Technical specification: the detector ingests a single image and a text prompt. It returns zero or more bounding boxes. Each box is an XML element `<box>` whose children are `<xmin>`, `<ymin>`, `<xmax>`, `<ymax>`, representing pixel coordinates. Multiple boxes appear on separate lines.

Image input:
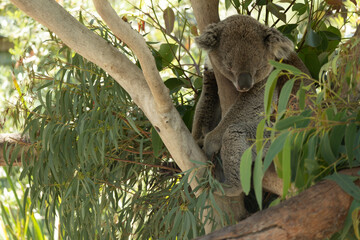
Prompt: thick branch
<box><xmin>190</xmin><ymin>0</ymin><xmax>220</xmax><ymax>32</ymax></box>
<box><xmin>93</xmin><ymin>0</ymin><xmax>172</xmax><ymax>114</ymax></box>
<box><xmin>196</xmin><ymin>168</ymin><xmax>360</xmax><ymax>240</ymax></box>
<box><xmin>10</xmin><ymin>0</ymin><xmax>207</xmax><ymax>191</ymax></box>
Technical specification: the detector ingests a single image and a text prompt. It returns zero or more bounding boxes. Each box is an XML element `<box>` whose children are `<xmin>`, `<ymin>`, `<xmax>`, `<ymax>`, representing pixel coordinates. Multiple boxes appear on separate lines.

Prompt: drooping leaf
<box><xmin>277</xmin><ymin>78</ymin><xmax>295</xmax><ymax>117</ymax></box>
<box><xmin>320</xmin><ymin>132</ymin><xmax>337</xmax><ymax>165</ymax></box>
<box><xmin>306</xmin><ymin>28</ymin><xmax>322</xmax><ymax>48</ymax></box>
<box><xmin>275</xmin><ymin>115</ymin><xmax>307</xmax><ymax>130</ymax></box>
<box><xmin>264</xmin><ymin>131</ymin><xmax>289</xmax><ymax>171</ymax></box>
<box><xmin>254</xmin><ymin>148</ymin><xmax>263</xmax><ymax>209</ymax></box>
<box><xmin>240</xmin><ymin>147</ymin><xmax>253</xmax><ymax>195</ymax></box>
<box><xmin>256</xmin><ymin>119</ymin><xmax>266</xmax><ymax>153</ymax></box>
<box><xmin>267</xmin><ymin>3</ymin><xmax>286</xmax><ymax>23</ymax></box>
<box><xmin>345</xmin><ymin>123</ymin><xmax>357</xmax><ymax>167</ymax></box>
<box><xmin>282</xmin><ymin>135</ymin><xmax>291</xmax><ymax>197</ymax></box>
<box><xmin>292</xmin><ymin>3</ymin><xmax>307</xmax><ymax>15</ymax></box>
<box><xmin>163</xmin><ymin>7</ymin><xmax>175</xmax><ymax>34</ymax></box>
<box><xmin>158</xmin><ymin>43</ymin><xmax>178</xmax><ymax>69</ymax></box>
<box><xmin>270</xmin><ymin>60</ymin><xmax>303</xmax><ymax>75</ymax></box>
<box><xmin>151</xmin><ymin>127</ymin><xmax>164</xmax><ymax>157</ymax></box>
<box><xmin>277</xmin><ymin>24</ymin><xmax>298</xmax><ymax>35</ymax></box>
<box><xmin>264</xmin><ymin>69</ymin><xmax>280</xmax><ymax>118</ymax></box>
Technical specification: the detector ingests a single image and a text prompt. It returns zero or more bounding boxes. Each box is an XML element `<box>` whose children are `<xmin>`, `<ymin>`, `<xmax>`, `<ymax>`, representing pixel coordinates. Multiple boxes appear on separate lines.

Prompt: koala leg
<box><xmin>219</xmin><ymin>122</ymin><xmax>258</xmax><ymax>197</ymax></box>
<box><xmin>192</xmin><ymin>68</ymin><xmax>221</xmax><ymax>148</ymax></box>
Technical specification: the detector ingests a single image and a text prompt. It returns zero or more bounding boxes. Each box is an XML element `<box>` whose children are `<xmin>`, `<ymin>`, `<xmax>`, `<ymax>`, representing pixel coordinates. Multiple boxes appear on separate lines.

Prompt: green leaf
<box><xmin>158</xmin><ymin>43</ymin><xmax>178</xmax><ymax>69</ymax></box>
<box><xmin>164</xmin><ymin>78</ymin><xmax>185</xmax><ymax>93</ymax></box>
<box><xmin>275</xmin><ymin>115</ymin><xmax>307</xmax><ymax>130</ymax></box>
<box><xmin>256</xmin><ymin>0</ymin><xmax>267</xmax><ymax>6</ymax></box>
<box><xmin>345</xmin><ymin>123</ymin><xmax>357</xmax><ymax>166</ymax></box>
<box><xmin>339</xmin><ymin>199</ymin><xmax>360</xmax><ymax>239</ymax></box>
<box><xmin>240</xmin><ymin>147</ymin><xmax>253</xmax><ymax>195</ymax></box>
<box><xmin>264</xmin><ymin>132</ymin><xmax>289</xmax><ymax>171</ymax></box>
<box><xmin>277</xmin><ymin>24</ymin><xmax>298</xmax><ymax>35</ymax></box>
<box><xmin>277</xmin><ymin>79</ymin><xmax>295</xmax><ymax>117</ymax></box>
<box><xmin>306</xmin><ymin>28</ymin><xmax>322</xmax><ymax>47</ymax></box>
<box><xmin>320</xmin><ymin>132</ymin><xmax>337</xmax><ymax>165</ymax></box>
<box><xmin>304</xmin><ymin>53</ymin><xmax>321</xmax><ymax>79</ymax></box>
<box><xmin>282</xmin><ymin>136</ymin><xmax>291</xmax><ymax>197</ymax></box>
<box><xmin>125</xmin><ymin>116</ymin><xmax>142</xmax><ymax>136</ymax></box>
<box><xmin>225</xmin><ymin>0</ymin><xmax>231</xmax><ymax>9</ymax></box>
<box><xmin>254</xmin><ymin>148</ymin><xmax>263</xmax><ymax>209</ymax></box>
<box><xmin>163</xmin><ymin>7</ymin><xmax>175</xmax><ymax>34</ymax></box>
<box><xmin>269</xmin><ymin>60</ymin><xmax>303</xmax><ymax>75</ymax></box>
<box><xmin>297</xmin><ymin>82</ymin><xmax>306</xmax><ymax>110</ymax></box>
<box><xmin>326</xmin><ymin>173</ymin><xmax>360</xmax><ymax>200</ymax></box>
<box><xmin>305</xmin><ymin>135</ymin><xmax>319</xmax><ymax>173</ymax></box>
<box><xmin>151</xmin><ymin>127</ymin><xmax>164</xmax><ymax>157</ymax></box>
<box><xmin>267</xmin><ymin>3</ymin><xmax>286</xmax><ymax>23</ymax></box>
<box><xmin>264</xmin><ymin>69</ymin><xmax>280</xmax><ymax>118</ymax></box>
<box><xmin>292</xmin><ymin>3</ymin><xmax>307</xmax><ymax>15</ymax></box>
<box><xmin>329</xmin><ymin>125</ymin><xmax>345</xmax><ymax>157</ymax></box>
<box><xmin>256</xmin><ymin>119</ymin><xmax>266</xmax><ymax>153</ymax></box>
<box><xmin>193</xmin><ymin>77</ymin><xmax>203</xmax><ymax>90</ymax></box>
<box><xmin>233</xmin><ymin>0</ymin><xmax>240</xmax><ymax>8</ymax></box>
<box><xmin>322</xmin><ymin>30</ymin><xmax>341</xmax><ymax>41</ymax></box>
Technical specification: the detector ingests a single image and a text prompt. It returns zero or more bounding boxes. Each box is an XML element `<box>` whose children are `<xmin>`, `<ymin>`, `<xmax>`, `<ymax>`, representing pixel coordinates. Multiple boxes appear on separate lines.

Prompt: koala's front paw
<box><xmin>203</xmin><ymin>132</ymin><xmax>222</xmax><ymax>160</ymax></box>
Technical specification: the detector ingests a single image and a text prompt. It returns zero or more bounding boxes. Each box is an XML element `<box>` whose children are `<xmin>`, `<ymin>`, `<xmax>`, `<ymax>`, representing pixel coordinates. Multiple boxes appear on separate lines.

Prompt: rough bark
<box><xmin>196</xmin><ymin>168</ymin><xmax>360</xmax><ymax>240</ymax></box>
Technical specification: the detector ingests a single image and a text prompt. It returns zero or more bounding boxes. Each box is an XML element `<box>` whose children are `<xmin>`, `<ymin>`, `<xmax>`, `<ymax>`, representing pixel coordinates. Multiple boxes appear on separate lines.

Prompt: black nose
<box><xmin>237</xmin><ymin>72</ymin><xmax>253</xmax><ymax>92</ymax></box>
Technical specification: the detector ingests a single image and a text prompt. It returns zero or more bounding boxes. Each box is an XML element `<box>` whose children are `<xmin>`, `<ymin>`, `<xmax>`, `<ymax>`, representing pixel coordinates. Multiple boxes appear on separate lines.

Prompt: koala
<box><xmin>193</xmin><ymin>15</ymin><xmax>311</xmax><ymax>196</ymax></box>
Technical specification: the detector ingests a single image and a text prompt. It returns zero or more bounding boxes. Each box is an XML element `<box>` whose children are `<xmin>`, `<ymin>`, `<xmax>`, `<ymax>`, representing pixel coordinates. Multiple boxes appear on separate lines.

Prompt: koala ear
<box><xmin>195</xmin><ymin>23</ymin><xmax>223</xmax><ymax>51</ymax></box>
<box><xmin>264</xmin><ymin>28</ymin><xmax>294</xmax><ymax>59</ymax></box>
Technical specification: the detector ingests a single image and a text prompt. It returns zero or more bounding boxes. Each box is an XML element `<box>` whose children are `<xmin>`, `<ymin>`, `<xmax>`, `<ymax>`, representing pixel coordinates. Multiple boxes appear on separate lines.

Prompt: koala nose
<box><xmin>236</xmin><ymin>72</ymin><xmax>253</xmax><ymax>92</ymax></box>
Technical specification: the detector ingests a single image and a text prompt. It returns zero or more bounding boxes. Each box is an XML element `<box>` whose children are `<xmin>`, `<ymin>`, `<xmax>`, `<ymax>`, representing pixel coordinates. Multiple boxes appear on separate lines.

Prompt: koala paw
<box><xmin>203</xmin><ymin>132</ymin><xmax>222</xmax><ymax>160</ymax></box>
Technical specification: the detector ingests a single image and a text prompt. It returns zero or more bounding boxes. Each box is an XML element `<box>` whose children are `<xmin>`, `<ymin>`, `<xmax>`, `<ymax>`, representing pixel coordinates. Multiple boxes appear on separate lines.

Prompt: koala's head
<box><xmin>196</xmin><ymin>15</ymin><xmax>294</xmax><ymax>92</ymax></box>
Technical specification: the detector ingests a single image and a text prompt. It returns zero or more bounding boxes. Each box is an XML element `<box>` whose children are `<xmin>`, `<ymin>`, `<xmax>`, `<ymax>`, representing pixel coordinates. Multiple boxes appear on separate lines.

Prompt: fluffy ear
<box><xmin>264</xmin><ymin>27</ymin><xmax>294</xmax><ymax>59</ymax></box>
<box><xmin>195</xmin><ymin>23</ymin><xmax>223</xmax><ymax>51</ymax></box>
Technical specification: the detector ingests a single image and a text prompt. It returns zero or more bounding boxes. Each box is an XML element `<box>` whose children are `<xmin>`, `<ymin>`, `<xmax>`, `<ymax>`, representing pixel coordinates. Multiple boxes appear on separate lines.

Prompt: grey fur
<box><xmin>192</xmin><ymin>67</ymin><xmax>221</xmax><ymax>147</ymax></box>
<box><xmin>193</xmin><ymin>15</ymin><xmax>311</xmax><ymax>197</ymax></box>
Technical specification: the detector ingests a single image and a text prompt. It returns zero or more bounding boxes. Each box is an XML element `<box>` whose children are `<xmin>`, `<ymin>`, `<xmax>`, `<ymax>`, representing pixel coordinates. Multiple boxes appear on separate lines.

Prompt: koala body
<box><xmin>192</xmin><ymin>15</ymin><xmax>310</xmax><ymax>196</ymax></box>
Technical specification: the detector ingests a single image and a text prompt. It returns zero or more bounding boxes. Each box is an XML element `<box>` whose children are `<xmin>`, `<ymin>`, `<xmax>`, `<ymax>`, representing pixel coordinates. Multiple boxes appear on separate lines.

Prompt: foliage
<box><xmin>2</xmin><ymin>1</ymin><xmax>227</xmax><ymax>239</ymax></box>
<box><xmin>0</xmin><ymin>168</ymin><xmax>48</xmax><ymax>239</ymax></box>
<box><xmin>1</xmin><ymin>0</ymin><xmax>360</xmax><ymax>239</ymax></box>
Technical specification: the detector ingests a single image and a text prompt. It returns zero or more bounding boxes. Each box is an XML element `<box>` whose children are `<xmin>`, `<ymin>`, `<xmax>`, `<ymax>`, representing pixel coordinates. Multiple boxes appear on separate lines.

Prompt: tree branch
<box><xmin>92</xmin><ymin>0</ymin><xmax>172</xmax><ymax>114</ymax></box>
<box><xmin>190</xmin><ymin>0</ymin><xmax>220</xmax><ymax>32</ymax></box>
<box><xmin>196</xmin><ymin>168</ymin><xmax>360</xmax><ymax>240</ymax></box>
<box><xmin>10</xmin><ymin>0</ymin><xmax>207</xmax><ymax>191</ymax></box>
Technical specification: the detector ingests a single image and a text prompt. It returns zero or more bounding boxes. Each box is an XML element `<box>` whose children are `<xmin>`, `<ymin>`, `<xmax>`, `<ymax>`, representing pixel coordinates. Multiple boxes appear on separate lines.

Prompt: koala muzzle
<box><xmin>236</xmin><ymin>72</ymin><xmax>253</xmax><ymax>92</ymax></box>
